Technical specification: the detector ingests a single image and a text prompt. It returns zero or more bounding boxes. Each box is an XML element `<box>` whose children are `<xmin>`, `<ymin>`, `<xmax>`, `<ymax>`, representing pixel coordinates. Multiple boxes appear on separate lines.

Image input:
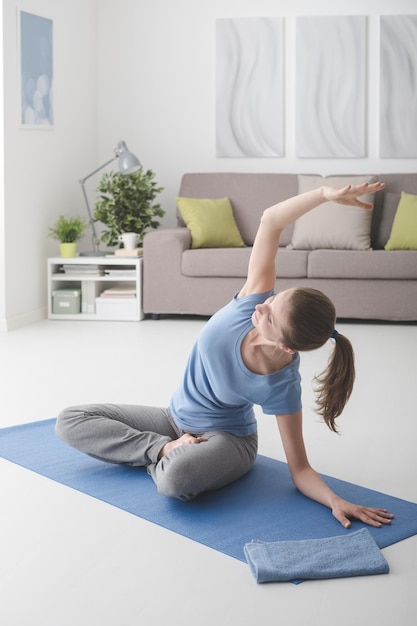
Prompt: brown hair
<box><xmin>280</xmin><ymin>288</ymin><xmax>355</xmax><ymax>432</ymax></box>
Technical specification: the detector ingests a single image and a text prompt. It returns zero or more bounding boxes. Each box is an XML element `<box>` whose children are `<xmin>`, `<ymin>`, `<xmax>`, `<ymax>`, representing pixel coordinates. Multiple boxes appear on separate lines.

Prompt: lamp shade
<box><xmin>116</xmin><ymin>140</ymin><xmax>142</xmax><ymax>175</ymax></box>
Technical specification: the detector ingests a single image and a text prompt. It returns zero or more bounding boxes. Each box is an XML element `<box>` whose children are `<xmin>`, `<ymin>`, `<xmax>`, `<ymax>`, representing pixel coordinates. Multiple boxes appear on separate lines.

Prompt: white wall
<box><xmin>1</xmin><ymin>0</ymin><xmax>97</xmax><ymax>329</ymax></box>
<box><xmin>2</xmin><ymin>0</ymin><xmax>417</xmax><ymax>328</ymax></box>
<box><xmin>97</xmin><ymin>0</ymin><xmax>417</xmax><ymax>229</ymax></box>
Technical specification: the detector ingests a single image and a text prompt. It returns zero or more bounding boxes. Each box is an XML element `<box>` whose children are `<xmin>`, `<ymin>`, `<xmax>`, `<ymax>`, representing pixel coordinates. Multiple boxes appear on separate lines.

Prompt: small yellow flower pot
<box><xmin>59</xmin><ymin>243</ymin><xmax>77</xmax><ymax>258</ymax></box>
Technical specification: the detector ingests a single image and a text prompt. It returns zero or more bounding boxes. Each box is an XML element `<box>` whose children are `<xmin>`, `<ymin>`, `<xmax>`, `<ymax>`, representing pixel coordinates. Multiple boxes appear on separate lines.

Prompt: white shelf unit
<box><xmin>47</xmin><ymin>256</ymin><xmax>143</xmax><ymax>321</ymax></box>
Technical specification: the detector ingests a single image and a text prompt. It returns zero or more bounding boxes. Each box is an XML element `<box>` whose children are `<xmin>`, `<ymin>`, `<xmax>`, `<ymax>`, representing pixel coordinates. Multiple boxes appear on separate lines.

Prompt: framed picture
<box><xmin>216</xmin><ymin>17</ymin><xmax>284</xmax><ymax>158</ymax></box>
<box><xmin>295</xmin><ymin>16</ymin><xmax>366</xmax><ymax>158</ymax></box>
<box><xmin>379</xmin><ymin>15</ymin><xmax>417</xmax><ymax>157</ymax></box>
<box><xmin>19</xmin><ymin>10</ymin><xmax>53</xmax><ymax>128</ymax></box>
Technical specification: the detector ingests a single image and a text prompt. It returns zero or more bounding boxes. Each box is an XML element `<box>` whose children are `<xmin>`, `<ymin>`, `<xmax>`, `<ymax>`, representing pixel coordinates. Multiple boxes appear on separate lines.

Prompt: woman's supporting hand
<box><xmin>331</xmin><ymin>497</ymin><xmax>394</xmax><ymax>528</ymax></box>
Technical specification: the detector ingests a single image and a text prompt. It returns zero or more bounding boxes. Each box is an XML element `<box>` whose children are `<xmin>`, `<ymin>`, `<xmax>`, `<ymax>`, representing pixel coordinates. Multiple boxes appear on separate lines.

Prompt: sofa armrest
<box><xmin>143</xmin><ymin>228</ymin><xmax>191</xmax><ymax>314</ymax></box>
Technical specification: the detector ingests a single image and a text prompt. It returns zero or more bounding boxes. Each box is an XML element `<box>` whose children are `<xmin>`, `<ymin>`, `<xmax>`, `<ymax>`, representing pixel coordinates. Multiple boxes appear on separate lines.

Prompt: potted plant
<box><xmin>93</xmin><ymin>169</ymin><xmax>165</xmax><ymax>248</ymax></box>
<box><xmin>48</xmin><ymin>215</ymin><xmax>87</xmax><ymax>258</ymax></box>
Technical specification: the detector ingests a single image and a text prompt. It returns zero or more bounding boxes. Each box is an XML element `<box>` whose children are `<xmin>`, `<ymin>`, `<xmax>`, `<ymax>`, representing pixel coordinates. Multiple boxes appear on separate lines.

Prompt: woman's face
<box><xmin>251</xmin><ymin>288</ymin><xmax>295</xmax><ymax>347</ymax></box>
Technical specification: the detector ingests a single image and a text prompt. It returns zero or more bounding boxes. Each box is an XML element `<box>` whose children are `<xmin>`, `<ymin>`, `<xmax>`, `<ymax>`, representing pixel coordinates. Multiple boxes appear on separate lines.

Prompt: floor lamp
<box><xmin>79</xmin><ymin>140</ymin><xmax>142</xmax><ymax>256</ymax></box>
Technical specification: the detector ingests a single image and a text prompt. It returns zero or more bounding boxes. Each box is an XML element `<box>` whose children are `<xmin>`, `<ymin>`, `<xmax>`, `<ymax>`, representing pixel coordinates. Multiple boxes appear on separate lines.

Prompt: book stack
<box><xmin>95</xmin><ymin>285</ymin><xmax>138</xmax><ymax>318</ymax></box>
<box><xmin>98</xmin><ymin>285</ymin><xmax>137</xmax><ymax>299</ymax></box>
<box><xmin>112</xmin><ymin>248</ymin><xmax>143</xmax><ymax>257</ymax></box>
<box><xmin>104</xmin><ymin>268</ymin><xmax>137</xmax><ymax>278</ymax></box>
<box><xmin>62</xmin><ymin>264</ymin><xmax>104</xmax><ymax>276</ymax></box>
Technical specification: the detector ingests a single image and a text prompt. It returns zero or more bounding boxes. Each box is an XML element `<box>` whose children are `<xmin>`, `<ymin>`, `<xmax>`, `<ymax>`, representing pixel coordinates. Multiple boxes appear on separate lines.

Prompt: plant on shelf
<box><xmin>48</xmin><ymin>215</ymin><xmax>87</xmax><ymax>258</ymax></box>
<box><xmin>93</xmin><ymin>169</ymin><xmax>165</xmax><ymax>248</ymax></box>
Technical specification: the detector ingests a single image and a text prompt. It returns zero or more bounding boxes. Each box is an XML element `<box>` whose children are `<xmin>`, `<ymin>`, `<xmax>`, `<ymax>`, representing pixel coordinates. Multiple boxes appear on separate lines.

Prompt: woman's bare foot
<box><xmin>158</xmin><ymin>433</ymin><xmax>208</xmax><ymax>460</ymax></box>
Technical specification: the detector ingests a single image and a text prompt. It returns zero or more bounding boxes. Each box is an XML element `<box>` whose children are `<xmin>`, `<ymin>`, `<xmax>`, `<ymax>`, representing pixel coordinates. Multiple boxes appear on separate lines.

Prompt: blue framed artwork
<box><xmin>20</xmin><ymin>10</ymin><xmax>53</xmax><ymax>127</ymax></box>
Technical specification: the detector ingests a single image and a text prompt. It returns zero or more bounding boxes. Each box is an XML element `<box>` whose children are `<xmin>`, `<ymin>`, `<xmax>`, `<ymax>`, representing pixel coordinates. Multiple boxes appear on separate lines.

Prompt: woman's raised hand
<box><xmin>322</xmin><ymin>182</ymin><xmax>385</xmax><ymax>210</ymax></box>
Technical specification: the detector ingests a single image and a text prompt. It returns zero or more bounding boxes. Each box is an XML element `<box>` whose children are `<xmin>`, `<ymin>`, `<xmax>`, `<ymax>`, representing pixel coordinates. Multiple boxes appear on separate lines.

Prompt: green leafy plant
<box><xmin>94</xmin><ymin>169</ymin><xmax>165</xmax><ymax>247</ymax></box>
<box><xmin>48</xmin><ymin>215</ymin><xmax>87</xmax><ymax>243</ymax></box>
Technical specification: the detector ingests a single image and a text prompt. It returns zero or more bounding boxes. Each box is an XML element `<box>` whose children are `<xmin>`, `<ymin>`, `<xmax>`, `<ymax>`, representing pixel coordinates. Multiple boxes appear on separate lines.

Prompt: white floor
<box><xmin>0</xmin><ymin>316</ymin><xmax>416</xmax><ymax>626</ymax></box>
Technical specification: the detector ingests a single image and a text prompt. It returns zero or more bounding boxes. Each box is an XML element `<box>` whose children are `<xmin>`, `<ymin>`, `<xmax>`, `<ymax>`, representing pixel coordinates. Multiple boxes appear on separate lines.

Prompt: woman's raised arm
<box><xmin>238</xmin><ymin>182</ymin><xmax>384</xmax><ymax>298</ymax></box>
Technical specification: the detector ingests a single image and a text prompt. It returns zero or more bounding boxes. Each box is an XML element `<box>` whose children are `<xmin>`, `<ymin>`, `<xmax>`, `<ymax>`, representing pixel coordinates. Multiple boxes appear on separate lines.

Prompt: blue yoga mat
<box><xmin>1</xmin><ymin>419</ymin><xmax>417</xmax><ymax>563</ymax></box>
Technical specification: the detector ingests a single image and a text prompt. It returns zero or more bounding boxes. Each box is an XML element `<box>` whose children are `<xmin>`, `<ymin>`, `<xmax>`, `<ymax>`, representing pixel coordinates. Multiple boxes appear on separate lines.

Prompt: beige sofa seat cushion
<box><xmin>182</xmin><ymin>247</ymin><xmax>309</xmax><ymax>278</ymax></box>
<box><xmin>308</xmin><ymin>249</ymin><xmax>417</xmax><ymax>280</ymax></box>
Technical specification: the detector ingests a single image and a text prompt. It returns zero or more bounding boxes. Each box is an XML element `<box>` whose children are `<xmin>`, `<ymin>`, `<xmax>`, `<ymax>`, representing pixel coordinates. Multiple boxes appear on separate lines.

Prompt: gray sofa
<box><xmin>143</xmin><ymin>172</ymin><xmax>417</xmax><ymax>321</ymax></box>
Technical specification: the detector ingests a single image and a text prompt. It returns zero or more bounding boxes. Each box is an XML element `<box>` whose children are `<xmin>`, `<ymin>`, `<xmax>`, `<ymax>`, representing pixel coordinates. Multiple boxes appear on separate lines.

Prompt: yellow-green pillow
<box><xmin>385</xmin><ymin>191</ymin><xmax>417</xmax><ymax>250</ymax></box>
<box><xmin>177</xmin><ymin>196</ymin><xmax>245</xmax><ymax>249</ymax></box>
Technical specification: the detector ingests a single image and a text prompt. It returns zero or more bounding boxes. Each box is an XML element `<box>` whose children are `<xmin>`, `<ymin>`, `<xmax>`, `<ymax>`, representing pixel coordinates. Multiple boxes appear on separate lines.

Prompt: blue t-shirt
<box><xmin>170</xmin><ymin>291</ymin><xmax>302</xmax><ymax>437</ymax></box>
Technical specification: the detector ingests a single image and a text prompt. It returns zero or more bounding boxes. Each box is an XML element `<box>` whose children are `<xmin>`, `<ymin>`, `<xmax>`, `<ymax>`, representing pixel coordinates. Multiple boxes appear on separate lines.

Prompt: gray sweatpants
<box><xmin>55</xmin><ymin>404</ymin><xmax>258</xmax><ymax>500</ymax></box>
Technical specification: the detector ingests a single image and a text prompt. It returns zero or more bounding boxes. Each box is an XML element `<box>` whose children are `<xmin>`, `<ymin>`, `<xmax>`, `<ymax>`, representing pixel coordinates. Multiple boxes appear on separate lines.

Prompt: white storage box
<box><xmin>95</xmin><ymin>297</ymin><xmax>138</xmax><ymax>319</ymax></box>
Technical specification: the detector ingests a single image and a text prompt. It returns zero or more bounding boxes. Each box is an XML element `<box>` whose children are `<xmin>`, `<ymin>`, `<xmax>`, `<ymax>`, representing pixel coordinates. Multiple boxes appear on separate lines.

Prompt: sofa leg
<box><xmin>150</xmin><ymin>313</ymin><xmax>161</xmax><ymax>320</ymax></box>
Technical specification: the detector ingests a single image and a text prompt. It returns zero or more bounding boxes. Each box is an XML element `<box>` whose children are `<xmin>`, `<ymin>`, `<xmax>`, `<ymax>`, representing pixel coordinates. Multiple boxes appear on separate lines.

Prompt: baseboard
<box><xmin>0</xmin><ymin>307</ymin><xmax>47</xmax><ymax>331</ymax></box>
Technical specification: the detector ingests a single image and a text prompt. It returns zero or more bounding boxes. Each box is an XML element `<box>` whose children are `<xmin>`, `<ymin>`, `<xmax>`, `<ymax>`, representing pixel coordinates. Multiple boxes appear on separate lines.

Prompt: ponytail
<box><xmin>314</xmin><ymin>333</ymin><xmax>355</xmax><ymax>433</ymax></box>
<box><xmin>281</xmin><ymin>288</ymin><xmax>356</xmax><ymax>432</ymax></box>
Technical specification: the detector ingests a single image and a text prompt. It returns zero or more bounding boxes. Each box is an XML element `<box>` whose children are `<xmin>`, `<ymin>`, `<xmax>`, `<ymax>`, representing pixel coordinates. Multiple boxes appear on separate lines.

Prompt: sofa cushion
<box><xmin>176</xmin><ymin>196</ymin><xmax>245</xmax><ymax>248</ymax></box>
<box><xmin>308</xmin><ymin>249</ymin><xmax>417</xmax><ymax>280</ymax></box>
<box><xmin>385</xmin><ymin>192</ymin><xmax>417</xmax><ymax>250</ymax></box>
<box><xmin>181</xmin><ymin>247</ymin><xmax>309</xmax><ymax>278</ymax></box>
<box><xmin>289</xmin><ymin>175</ymin><xmax>377</xmax><ymax>250</ymax></box>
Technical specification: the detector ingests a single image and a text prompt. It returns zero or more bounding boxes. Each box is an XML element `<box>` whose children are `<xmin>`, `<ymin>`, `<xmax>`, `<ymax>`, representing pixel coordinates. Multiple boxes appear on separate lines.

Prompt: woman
<box><xmin>56</xmin><ymin>181</ymin><xmax>393</xmax><ymax>529</ymax></box>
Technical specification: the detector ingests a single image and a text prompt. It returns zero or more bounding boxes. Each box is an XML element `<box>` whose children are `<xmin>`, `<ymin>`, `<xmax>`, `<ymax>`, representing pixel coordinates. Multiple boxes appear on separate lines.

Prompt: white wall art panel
<box><xmin>380</xmin><ymin>15</ymin><xmax>417</xmax><ymax>158</ymax></box>
<box><xmin>296</xmin><ymin>16</ymin><xmax>366</xmax><ymax>158</ymax></box>
<box><xmin>216</xmin><ymin>17</ymin><xmax>284</xmax><ymax>158</ymax></box>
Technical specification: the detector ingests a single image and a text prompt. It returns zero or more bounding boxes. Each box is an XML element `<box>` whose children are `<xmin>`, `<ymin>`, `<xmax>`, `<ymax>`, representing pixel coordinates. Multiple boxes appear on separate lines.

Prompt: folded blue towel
<box><xmin>244</xmin><ymin>528</ymin><xmax>389</xmax><ymax>583</ymax></box>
